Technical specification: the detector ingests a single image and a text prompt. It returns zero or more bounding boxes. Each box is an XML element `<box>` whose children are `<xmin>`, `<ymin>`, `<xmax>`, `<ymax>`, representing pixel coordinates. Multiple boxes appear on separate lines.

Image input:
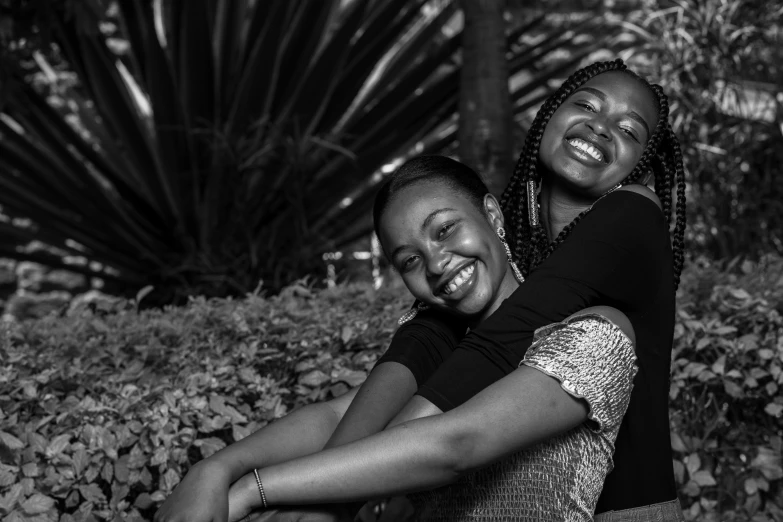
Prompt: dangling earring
<box><xmin>398</xmin><ymin>302</ymin><xmax>429</xmax><ymax>325</ymax></box>
<box><xmin>496</xmin><ymin>226</ymin><xmax>525</xmax><ymax>284</ymax></box>
<box><xmin>527</xmin><ymin>179</ymin><xmax>539</xmax><ymax>227</ymax></box>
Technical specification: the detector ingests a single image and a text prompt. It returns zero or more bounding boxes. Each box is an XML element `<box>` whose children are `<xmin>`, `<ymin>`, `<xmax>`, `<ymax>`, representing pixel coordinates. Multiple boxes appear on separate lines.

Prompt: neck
<box><xmin>469</xmin><ymin>268</ymin><xmax>519</xmax><ymax>328</ymax></box>
<box><xmin>539</xmin><ymin>178</ymin><xmax>593</xmax><ymax>240</ymax></box>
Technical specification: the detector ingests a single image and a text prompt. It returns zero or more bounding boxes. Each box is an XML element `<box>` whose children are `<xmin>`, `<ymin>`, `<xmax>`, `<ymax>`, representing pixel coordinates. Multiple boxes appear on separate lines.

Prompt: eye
<box><xmin>437</xmin><ymin>222</ymin><xmax>455</xmax><ymax>240</ymax></box>
<box><xmin>621</xmin><ymin>127</ymin><xmax>640</xmax><ymax>143</ymax></box>
<box><xmin>575</xmin><ymin>101</ymin><xmax>596</xmax><ymax>112</ymax></box>
<box><xmin>401</xmin><ymin>255</ymin><xmax>419</xmax><ymax>272</ymax></box>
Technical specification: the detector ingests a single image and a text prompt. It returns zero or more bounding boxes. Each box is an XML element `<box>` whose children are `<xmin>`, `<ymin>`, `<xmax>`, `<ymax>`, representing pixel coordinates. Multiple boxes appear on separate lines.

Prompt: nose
<box><xmin>586</xmin><ymin>117</ymin><xmax>612</xmax><ymax>141</ymax></box>
<box><xmin>425</xmin><ymin>248</ymin><xmax>451</xmax><ymax>278</ymax></box>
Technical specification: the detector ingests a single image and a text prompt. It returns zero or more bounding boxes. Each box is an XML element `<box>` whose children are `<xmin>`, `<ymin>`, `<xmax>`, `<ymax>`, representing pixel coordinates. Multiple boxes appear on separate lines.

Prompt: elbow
<box><xmin>438</xmin><ymin>424</ymin><xmax>481</xmax><ymax>477</ymax></box>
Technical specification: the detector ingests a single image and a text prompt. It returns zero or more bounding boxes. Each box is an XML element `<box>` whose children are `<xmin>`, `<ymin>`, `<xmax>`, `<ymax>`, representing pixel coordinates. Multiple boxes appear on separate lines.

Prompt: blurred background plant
<box><xmin>0</xmin><ymin>0</ymin><xmax>636</xmax><ymax>305</ymax></box>
<box><xmin>622</xmin><ymin>0</ymin><xmax>783</xmax><ymax>259</ymax></box>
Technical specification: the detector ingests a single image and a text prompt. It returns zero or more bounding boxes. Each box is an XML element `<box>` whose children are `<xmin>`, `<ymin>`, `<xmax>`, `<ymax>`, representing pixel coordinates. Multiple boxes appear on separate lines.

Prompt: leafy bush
<box><xmin>1</xmin><ymin>261</ymin><xmax>782</xmax><ymax>521</ymax></box>
<box><xmin>671</xmin><ymin>255</ymin><xmax>783</xmax><ymax>520</ymax></box>
<box><xmin>625</xmin><ymin>0</ymin><xmax>783</xmax><ymax>259</ymax></box>
<box><xmin>0</xmin><ymin>280</ymin><xmax>411</xmax><ymax>521</ymax></box>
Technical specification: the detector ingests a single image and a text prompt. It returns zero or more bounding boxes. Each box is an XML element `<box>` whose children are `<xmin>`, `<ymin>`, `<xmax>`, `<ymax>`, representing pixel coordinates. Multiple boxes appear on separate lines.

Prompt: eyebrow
<box><xmin>573</xmin><ymin>87</ymin><xmax>651</xmax><ymax>137</ymax></box>
<box><xmin>389</xmin><ymin>207</ymin><xmax>456</xmax><ymax>260</ymax></box>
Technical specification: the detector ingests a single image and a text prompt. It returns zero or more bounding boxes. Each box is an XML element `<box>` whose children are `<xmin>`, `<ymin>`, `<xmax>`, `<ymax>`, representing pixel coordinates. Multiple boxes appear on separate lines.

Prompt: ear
<box><xmin>483</xmin><ymin>194</ymin><xmax>504</xmax><ymax>231</ymax></box>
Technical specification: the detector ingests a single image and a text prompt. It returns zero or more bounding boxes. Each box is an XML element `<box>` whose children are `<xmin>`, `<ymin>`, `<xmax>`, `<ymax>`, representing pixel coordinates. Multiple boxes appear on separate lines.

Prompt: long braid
<box><xmin>656</xmin><ymin>150</ymin><xmax>674</xmax><ymax>226</ymax></box>
<box><xmin>500</xmin><ymin>160</ymin><xmax>529</xmax><ymax>273</ymax></box>
<box><xmin>670</xmin><ymin>131</ymin><xmax>687</xmax><ymax>288</ymax></box>
<box><xmin>501</xmin><ymin>59</ymin><xmax>688</xmax><ymax>289</ymax></box>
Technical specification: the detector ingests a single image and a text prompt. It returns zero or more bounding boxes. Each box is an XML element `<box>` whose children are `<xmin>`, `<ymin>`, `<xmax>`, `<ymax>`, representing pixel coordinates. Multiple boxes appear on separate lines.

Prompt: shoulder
<box><xmin>616</xmin><ymin>184</ymin><xmax>662</xmax><ymax>210</ymax></box>
<box><xmin>566</xmin><ymin>306</ymin><xmax>635</xmax><ymax>345</ymax></box>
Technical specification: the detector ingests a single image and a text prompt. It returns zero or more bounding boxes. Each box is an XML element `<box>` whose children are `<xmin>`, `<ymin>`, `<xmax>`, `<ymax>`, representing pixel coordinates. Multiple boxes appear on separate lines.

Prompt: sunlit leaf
<box><xmin>764</xmin><ymin>403</ymin><xmax>783</xmax><ymax>417</ymax></box>
<box><xmin>750</xmin><ymin>447</ymin><xmax>783</xmax><ymax>480</ymax></box>
<box><xmin>20</xmin><ymin>493</ymin><xmax>56</xmax><ymax>515</ymax></box>
<box><xmin>691</xmin><ymin>470</ymin><xmax>716</xmax><ymax>487</ymax></box>
<box><xmin>193</xmin><ymin>437</ymin><xmax>227</xmax><ymax>459</ymax></box>
<box><xmin>0</xmin><ymin>431</ymin><xmax>24</xmax><ymax>450</ymax></box>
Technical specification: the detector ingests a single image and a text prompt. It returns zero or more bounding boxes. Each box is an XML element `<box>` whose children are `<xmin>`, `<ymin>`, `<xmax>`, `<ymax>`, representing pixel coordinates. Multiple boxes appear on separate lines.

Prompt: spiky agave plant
<box><xmin>0</xmin><ymin>0</ymin><xmax>635</xmax><ymax>303</ymax></box>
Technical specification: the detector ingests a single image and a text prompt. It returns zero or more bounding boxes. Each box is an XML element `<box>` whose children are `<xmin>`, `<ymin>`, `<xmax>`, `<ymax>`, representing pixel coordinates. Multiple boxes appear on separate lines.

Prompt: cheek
<box><xmin>539</xmin><ymin>118</ymin><xmax>568</xmax><ymax>168</ymax></box>
<box><xmin>453</xmin><ymin>228</ymin><xmax>487</xmax><ymax>254</ymax></box>
<box><xmin>401</xmin><ymin>273</ymin><xmax>429</xmax><ymax>300</ymax></box>
<box><xmin>616</xmin><ymin>145</ymin><xmax>644</xmax><ymax>178</ymax></box>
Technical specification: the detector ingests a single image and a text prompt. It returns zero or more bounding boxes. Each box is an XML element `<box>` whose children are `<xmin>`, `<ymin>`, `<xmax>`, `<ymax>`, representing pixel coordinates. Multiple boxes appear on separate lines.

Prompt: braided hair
<box><xmin>500</xmin><ymin>59</ymin><xmax>687</xmax><ymax>289</ymax></box>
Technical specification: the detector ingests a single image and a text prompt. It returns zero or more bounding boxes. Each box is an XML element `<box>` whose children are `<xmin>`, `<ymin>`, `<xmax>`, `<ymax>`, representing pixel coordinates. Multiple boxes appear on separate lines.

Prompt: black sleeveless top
<box><xmin>376</xmin><ymin>190</ymin><xmax>677</xmax><ymax>512</ymax></box>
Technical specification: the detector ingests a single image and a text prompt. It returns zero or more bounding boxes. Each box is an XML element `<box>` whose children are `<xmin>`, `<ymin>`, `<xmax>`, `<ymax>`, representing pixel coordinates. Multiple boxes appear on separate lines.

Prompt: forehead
<box><xmin>578</xmin><ymin>71</ymin><xmax>658</xmax><ymax>129</ymax></box>
<box><xmin>378</xmin><ymin>182</ymin><xmax>478</xmax><ymax>241</ymax></box>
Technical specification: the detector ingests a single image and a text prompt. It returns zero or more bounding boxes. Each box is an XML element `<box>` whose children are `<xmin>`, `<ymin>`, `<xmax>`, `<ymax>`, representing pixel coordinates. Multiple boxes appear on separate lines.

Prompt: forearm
<box><xmin>323</xmin><ymin>362</ymin><xmax>417</xmax><ymax>448</ymax></box>
<box><xmin>232</xmin><ymin>366</ymin><xmax>588</xmax><ymax>510</ymax></box>
<box><xmin>201</xmin><ymin>400</ymin><xmax>344</xmax><ymax>483</ymax></box>
<box><xmin>245</xmin><ymin>415</ymin><xmax>464</xmax><ymax>506</ymax></box>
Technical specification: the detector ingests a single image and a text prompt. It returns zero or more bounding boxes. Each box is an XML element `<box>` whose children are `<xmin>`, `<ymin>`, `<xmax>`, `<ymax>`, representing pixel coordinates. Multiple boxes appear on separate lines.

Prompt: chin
<box><xmin>455</xmin><ymin>299</ymin><xmax>492</xmax><ymax>318</ymax></box>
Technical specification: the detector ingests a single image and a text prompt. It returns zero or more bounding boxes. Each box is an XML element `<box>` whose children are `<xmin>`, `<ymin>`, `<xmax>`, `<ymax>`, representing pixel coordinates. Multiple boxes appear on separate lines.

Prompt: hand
<box><xmin>239</xmin><ymin>506</ymin><xmax>354</xmax><ymax>522</ymax></box>
<box><xmin>154</xmin><ymin>461</ymin><xmax>231</xmax><ymax>522</ymax></box>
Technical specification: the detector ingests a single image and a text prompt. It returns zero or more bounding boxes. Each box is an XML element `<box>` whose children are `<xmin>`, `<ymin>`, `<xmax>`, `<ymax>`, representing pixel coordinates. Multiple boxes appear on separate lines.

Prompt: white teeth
<box><xmin>444</xmin><ymin>264</ymin><xmax>475</xmax><ymax>295</ymax></box>
<box><xmin>568</xmin><ymin>138</ymin><xmax>604</xmax><ymax>162</ymax></box>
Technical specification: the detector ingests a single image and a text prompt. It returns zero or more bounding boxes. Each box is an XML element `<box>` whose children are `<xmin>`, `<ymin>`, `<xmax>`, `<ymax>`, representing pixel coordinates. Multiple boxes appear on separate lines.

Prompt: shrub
<box><xmin>0</xmin><ymin>280</ymin><xmax>411</xmax><ymax>521</ymax></box>
<box><xmin>671</xmin><ymin>255</ymin><xmax>783</xmax><ymax>520</ymax></box>
<box><xmin>0</xmin><ymin>260</ymin><xmax>781</xmax><ymax>521</ymax></box>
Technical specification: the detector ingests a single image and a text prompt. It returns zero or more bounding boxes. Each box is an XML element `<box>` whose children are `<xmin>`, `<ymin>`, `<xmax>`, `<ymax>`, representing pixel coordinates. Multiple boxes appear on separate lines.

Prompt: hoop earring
<box><xmin>398</xmin><ymin>302</ymin><xmax>429</xmax><ymax>325</ymax></box>
<box><xmin>527</xmin><ymin>179</ymin><xmax>539</xmax><ymax>227</ymax></box>
<box><xmin>496</xmin><ymin>227</ymin><xmax>525</xmax><ymax>284</ymax></box>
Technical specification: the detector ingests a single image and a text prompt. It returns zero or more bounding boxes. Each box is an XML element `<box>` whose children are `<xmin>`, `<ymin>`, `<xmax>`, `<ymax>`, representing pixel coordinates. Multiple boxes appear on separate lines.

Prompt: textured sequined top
<box><xmin>410</xmin><ymin>314</ymin><xmax>637</xmax><ymax>521</ymax></box>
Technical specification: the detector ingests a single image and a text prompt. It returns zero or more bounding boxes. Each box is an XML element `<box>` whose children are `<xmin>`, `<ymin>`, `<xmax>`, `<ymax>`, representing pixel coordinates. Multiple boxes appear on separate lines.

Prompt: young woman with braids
<box><xmin>156</xmin><ymin>59</ymin><xmax>686</xmax><ymax>522</ymax></box>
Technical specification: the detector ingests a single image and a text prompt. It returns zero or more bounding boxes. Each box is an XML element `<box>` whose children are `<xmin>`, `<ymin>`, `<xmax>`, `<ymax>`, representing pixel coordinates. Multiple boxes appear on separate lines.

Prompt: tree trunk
<box><xmin>458</xmin><ymin>0</ymin><xmax>513</xmax><ymax>198</ymax></box>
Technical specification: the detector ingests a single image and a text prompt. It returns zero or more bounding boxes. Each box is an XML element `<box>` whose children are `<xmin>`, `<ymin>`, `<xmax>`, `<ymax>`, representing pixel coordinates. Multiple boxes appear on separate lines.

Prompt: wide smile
<box><xmin>563</xmin><ymin>136</ymin><xmax>610</xmax><ymax>165</ymax></box>
<box><xmin>438</xmin><ymin>262</ymin><xmax>477</xmax><ymax>299</ymax></box>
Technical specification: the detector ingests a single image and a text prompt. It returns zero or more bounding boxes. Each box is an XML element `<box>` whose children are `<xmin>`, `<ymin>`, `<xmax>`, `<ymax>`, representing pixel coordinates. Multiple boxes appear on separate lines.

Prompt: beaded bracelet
<box><xmin>253</xmin><ymin>468</ymin><xmax>268</xmax><ymax>508</ymax></box>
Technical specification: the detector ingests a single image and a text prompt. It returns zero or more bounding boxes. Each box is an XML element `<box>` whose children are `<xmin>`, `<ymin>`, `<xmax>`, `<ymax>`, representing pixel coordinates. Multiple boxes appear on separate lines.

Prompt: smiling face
<box><xmin>538</xmin><ymin>71</ymin><xmax>659</xmax><ymax>198</ymax></box>
<box><xmin>378</xmin><ymin>181</ymin><xmax>518</xmax><ymax>322</ymax></box>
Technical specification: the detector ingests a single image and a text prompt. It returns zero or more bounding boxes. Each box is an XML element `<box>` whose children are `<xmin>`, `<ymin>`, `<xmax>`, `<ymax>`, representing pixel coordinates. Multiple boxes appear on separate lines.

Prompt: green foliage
<box><xmin>4</xmin><ymin>260</ymin><xmax>781</xmax><ymax>520</ymax></box>
<box><xmin>0</xmin><ymin>280</ymin><xmax>412</xmax><ymax>520</ymax></box>
<box><xmin>625</xmin><ymin>0</ymin><xmax>783</xmax><ymax>259</ymax></box>
<box><xmin>671</xmin><ymin>255</ymin><xmax>783</xmax><ymax>520</ymax></box>
<box><xmin>0</xmin><ymin>0</ymin><xmax>638</xmax><ymax>303</ymax></box>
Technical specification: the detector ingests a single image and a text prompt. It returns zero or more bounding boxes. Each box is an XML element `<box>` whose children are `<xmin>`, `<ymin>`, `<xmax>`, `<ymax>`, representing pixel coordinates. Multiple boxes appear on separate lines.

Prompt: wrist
<box><xmin>240</xmin><ymin>471</ymin><xmax>266</xmax><ymax>510</ymax></box>
<box><xmin>194</xmin><ymin>458</ymin><xmax>233</xmax><ymax>482</ymax></box>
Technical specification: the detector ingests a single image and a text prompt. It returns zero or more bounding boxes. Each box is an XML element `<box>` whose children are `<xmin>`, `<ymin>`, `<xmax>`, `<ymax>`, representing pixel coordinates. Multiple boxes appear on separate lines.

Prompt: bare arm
<box><xmin>229</xmin><ymin>364</ymin><xmax>588</xmax><ymax>507</ymax></box>
<box><xmin>157</xmin><ymin>362</ymin><xmax>418</xmax><ymax>522</ymax></box>
<box><xmin>197</xmin><ymin>386</ymin><xmax>358</xmax><ymax>482</ymax></box>
<box><xmin>207</xmin><ymin>361</ymin><xmax>418</xmax><ymax>480</ymax></box>
<box><xmin>230</xmin><ymin>307</ymin><xmax>633</xmax><ymax>510</ymax></box>
<box><xmin>324</xmin><ymin>361</ymin><xmax>418</xmax><ymax>447</ymax></box>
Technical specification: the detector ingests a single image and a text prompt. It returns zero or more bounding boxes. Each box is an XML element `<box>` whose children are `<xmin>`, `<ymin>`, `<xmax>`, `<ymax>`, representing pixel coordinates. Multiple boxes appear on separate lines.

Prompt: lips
<box><xmin>564</xmin><ymin>131</ymin><xmax>611</xmax><ymax>164</ymax></box>
<box><xmin>438</xmin><ymin>262</ymin><xmax>476</xmax><ymax>296</ymax></box>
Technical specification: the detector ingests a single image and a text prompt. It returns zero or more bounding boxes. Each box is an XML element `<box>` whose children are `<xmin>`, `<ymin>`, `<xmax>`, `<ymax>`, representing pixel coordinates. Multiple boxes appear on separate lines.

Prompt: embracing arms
<box><xmin>228</xmin><ymin>307</ymin><xmax>634</xmax><ymax>513</ymax></box>
<box><xmin>232</xmin><ymin>356</ymin><xmax>589</xmax><ymax>508</ymax></box>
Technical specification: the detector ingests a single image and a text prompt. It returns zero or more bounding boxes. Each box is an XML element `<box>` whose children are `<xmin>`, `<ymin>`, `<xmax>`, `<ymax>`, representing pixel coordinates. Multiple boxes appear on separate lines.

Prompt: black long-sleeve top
<box><xmin>376</xmin><ymin>190</ymin><xmax>677</xmax><ymax>512</ymax></box>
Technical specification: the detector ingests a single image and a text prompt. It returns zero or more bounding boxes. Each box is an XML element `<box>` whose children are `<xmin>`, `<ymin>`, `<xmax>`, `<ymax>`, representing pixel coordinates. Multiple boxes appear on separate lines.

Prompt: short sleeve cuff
<box><xmin>521</xmin><ymin>314</ymin><xmax>637</xmax><ymax>433</ymax></box>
